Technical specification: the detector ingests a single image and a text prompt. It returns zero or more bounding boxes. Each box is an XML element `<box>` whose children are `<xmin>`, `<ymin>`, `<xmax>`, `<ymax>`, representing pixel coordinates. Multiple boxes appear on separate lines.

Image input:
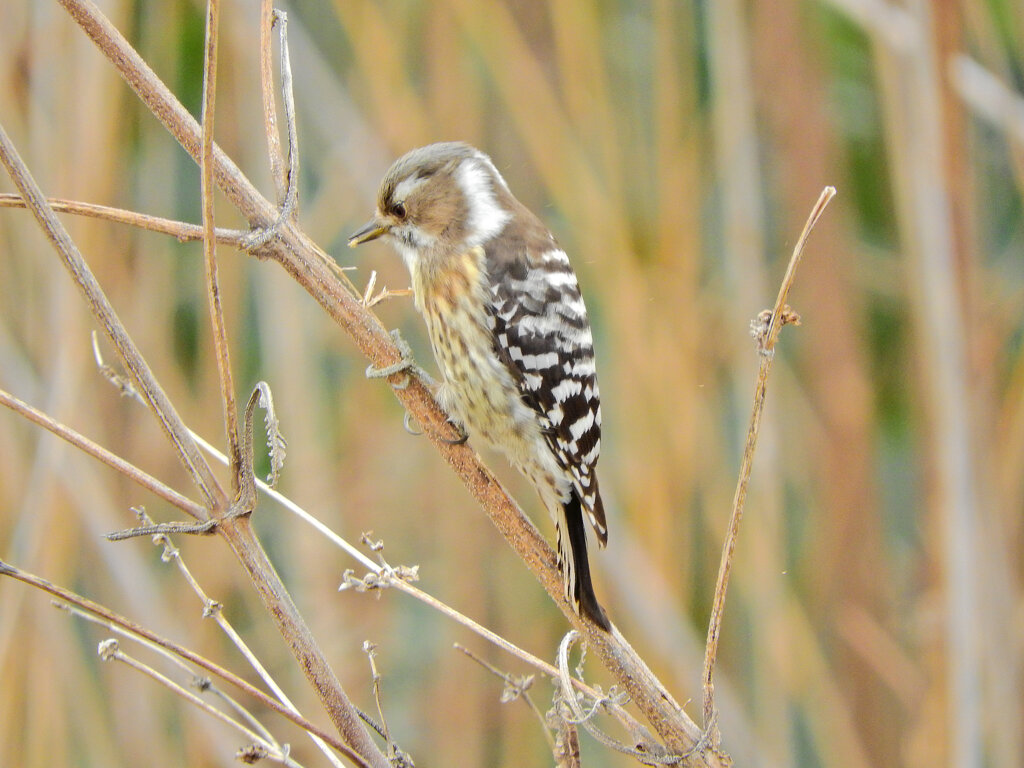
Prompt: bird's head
<box><xmin>348</xmin><ymin>142</ymin><xmax>512</xmax><ymax>268</ymax></box>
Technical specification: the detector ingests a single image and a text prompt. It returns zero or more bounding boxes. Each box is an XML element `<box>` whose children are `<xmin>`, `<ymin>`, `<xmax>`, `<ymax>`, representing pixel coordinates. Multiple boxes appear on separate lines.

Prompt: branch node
<box><xmin>338</xmin><ymin>534</ymin><xmax>420</xmax><ymax>593</ymax></box>
<box><xmin>97</xmin><ymin>638</ymin><xmax>120</xmax><ymax>661</ymax></box>
<box><xmin>749</xmin><ymin>306</ymin><xmax>801</xmax><ymax>355</ymax></box>
<box><xmin>91</xmin><ymin>331</ymin><xmax>144</xmax><ymax>404</ymax></box>
<box><xmin>339</xmin><ymin>566</ymin><xmax>420</xmax><ymax>594</ymax></box>
<box><xmin>241</xmin><ymin>7</ymin><xmax>299</xmax><ymax>255</ymax></box>
<box><xmin>237</xmin><ymin>743</ymin><xmax>270</xmax><ymax>764</ymax></box>
<box><xmin>192</xmin><ymin>675</ymin><xmax>214</xmax><ymax>693</ymax></box>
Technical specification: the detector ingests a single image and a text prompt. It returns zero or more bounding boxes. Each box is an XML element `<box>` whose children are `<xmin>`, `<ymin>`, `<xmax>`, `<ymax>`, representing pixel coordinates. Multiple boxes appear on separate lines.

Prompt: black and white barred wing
<box><xmin>485</xmin><ymin>244</ymin><xmax>608</xmax><ymax>544</ymax></box>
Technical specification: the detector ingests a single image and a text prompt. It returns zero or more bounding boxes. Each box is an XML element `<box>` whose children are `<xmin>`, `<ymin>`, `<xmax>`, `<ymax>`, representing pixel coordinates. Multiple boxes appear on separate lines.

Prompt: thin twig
<box><xmin>701</xmin><ymin>187</ymin><xmax>836</xmax><ymax>742</ymax></box>
<box><xmin>455</xmin><ymin>643</ymin><xmax>554</xmax><ymax>749</ymax></box>
<box><xmin>130</xmin><ymin>512</ymin><xmax>346</xmax><ymax>768</ymax></box>
<box><xmin>361</xmin><ymin>271</ymin><xmax>413</xmax><ymax>309</ymax></box>
<box><xmin>55</xmin><ymin>600</ymin><xmax>280</xmax><ymax>748</ymax></box>
<box><xmin>275</xmin><ymin>10</ymin><xmax>298</xmax><ymax>223</ymax></box>
<box><xmin>189</xmin><ymin>428</ymin><xmax>377</xmax><ymax>571</ymax></box>
<box><xmin>363</xmin><ymin>643</ymin><xmax>391</xmax><ymax>749</ymax></box>
<box><xmin>98</xmin><ymin>640</ymin><xmax>305</xmax><ymax>768</ymax></box>
<box><xmin>0</xmin><ymin>193</ymin><xmax>251</xmax><ymax>244</ymax></box>
<box><xmin>0</xmin><ymin>558</ymin><xmax>370</xmax><ymax>768</ymax></box>
<box><xmin>130</xmin><ymin>508</ymin><xmax>346</xmax><ymax>768</ymax></box>
<box><xmin>361</xmin><ymin>642</ymin><xmax>413</xmax><ymax>767</ymax></box>
<box><xmin>106</xmin><ymin>519</ymin><xmax>218</xmax><ymax>540</ymax></box>
<box><xmin>0</xmin><ymin>387</ymin><xmax>206</xmax><ymax>520</ymax></box>
<box><xmin>199</xmin><ymin>0</ymin><xmax>243</xmax><ymax>490</ymax></box>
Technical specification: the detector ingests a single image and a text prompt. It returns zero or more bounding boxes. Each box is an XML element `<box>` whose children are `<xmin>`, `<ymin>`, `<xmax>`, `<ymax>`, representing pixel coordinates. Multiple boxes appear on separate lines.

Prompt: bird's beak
<box><xmin>348</xmin><ymin>218</ymin><xmax>388</xmax><ymax>248</ymax></box>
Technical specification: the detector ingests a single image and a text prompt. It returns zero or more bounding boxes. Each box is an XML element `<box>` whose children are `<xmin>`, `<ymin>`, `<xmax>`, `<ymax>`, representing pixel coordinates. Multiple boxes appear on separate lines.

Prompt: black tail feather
<box><xmin>564</xmin><ymin>494</ymin><xmax>612</xmax><ymax>631</ymax></box>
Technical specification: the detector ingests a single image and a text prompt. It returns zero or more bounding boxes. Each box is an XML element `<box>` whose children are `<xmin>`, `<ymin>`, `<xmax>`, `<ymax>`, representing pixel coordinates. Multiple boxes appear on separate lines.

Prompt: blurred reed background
<box><xmin>1</xmin><ymin>0</ymin><xmax>1022</xmax><ymax>766</ymax></box>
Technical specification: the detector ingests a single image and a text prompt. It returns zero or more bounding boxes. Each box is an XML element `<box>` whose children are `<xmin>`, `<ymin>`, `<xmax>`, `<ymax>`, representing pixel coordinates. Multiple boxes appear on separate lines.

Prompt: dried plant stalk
<box><xmin>702</xmin><ymin>187</ymin><xmax>836</xmax><ymax>740</ymax></box>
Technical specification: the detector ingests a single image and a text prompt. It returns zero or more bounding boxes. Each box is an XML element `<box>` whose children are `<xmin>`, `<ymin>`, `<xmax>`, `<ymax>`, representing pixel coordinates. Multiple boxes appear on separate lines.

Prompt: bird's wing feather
<box><xmin>483</xmin><ymin>224</ymin><xmax>607</xmax><ymax>543</ymax></box>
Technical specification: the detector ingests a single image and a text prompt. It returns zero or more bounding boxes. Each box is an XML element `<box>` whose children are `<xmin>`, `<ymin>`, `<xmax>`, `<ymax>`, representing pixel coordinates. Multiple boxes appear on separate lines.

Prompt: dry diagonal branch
<box><xmin>0</xmin><ymin>127</ymin><xmax>224</xmax><ymax>512</ymax></box>
<box><xmin>47</xmin><ymin>0</ymin><xmax>721</xmax><ymax>761</ymax></box>
<box><xmin>0</xmin><ymin>387</ymin><xmax>206</xmax><ymax>520</ymax></box>
<box><xmin>0</xmin><ymin>558</ymin><xmax>369</xmax><ymax>768</ymax></box>
<box><xmin>102</xmin><ymin>506</ymin><xmax>346</xmax><ymax>768</ymax></box>
<box><xmin>0</xmin><ymin>50</ymin><xmax>389</xmax><ymax>768</ymax></box>
<box><xmin>96</xmin><ymin>638</ymin><xmax>306</xmax><ymax>768</ymax></box>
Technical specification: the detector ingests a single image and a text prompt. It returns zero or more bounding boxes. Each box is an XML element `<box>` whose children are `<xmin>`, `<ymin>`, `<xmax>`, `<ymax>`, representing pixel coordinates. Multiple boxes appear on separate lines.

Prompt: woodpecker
<box><xmin>349</xmin><ymin>142</ymin><xmax>611</xmax><ymax>631</ymax></box>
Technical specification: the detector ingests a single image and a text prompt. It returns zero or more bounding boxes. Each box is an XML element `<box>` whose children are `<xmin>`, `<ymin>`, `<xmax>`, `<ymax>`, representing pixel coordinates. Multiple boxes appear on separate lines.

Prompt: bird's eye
<box><xmin>392</xmin><ymin>202</ymin><xmax>407</xmax><ymax>219</ymax></box>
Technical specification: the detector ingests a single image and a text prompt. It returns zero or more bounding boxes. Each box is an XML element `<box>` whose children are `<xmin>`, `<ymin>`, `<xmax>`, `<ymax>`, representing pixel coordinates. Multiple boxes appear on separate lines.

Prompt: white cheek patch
<box><xmin>456</xmin><ymin>160</ymin><xmax>511</xmax><ymax>247</ymax></box>
<box><xmin>394</xmin><ymin>239</ymin><xmax>422</xmax><ymax>272</ymax></box>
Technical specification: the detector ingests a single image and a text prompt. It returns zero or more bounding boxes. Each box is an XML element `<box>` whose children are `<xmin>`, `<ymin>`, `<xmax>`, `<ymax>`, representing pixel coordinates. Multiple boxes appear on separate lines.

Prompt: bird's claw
<box><xmin>365</xmin><ymin>329</ymin><xmax>419</xmax><ymax>388</ymax></box>
<box><xmin>403</xmin><ymin>411</ymin><xmax>423</xmax><ymax>436</ymax></box>
<box><xmin>438</xmin><ymin>418</ymin><xmax>469</xmax><ymax>445</ymax></box>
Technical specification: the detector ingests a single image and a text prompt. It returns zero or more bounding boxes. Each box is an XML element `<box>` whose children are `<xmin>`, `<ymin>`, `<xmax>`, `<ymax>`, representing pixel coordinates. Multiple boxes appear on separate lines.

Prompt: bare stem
<box><xmin>363</xmin><ymin>643</ymin><xmax>392</xmax><ymax>751</ymax></box>
<box><xmin>275</xmin><ymin>11</ymin><xmax>299</xmax><ymax>225</ymax></box>
<box><xmin>259</xmin><ymin>0</ymin><xmax>287</xmax><ymax>201</ymax></box>
<box><xmin>195</xmin><ymin>430</ymin><xmax>636</xmax><ymax>720</ymax></box>
<box><xmin>36</xmin><ymin>8</ymin><xmax>389</xmax><ymax>762</ymax></box>
<box><xmin>200</xmin><ymin>0</ymin><xmax>243</xmax><ymax>489</ymax></box>
<box><xmin>242</xmin><ymin>9</ymin><xmax>300</xmax><ymax>251</ymax></box>
<box><xmin>701</xmin><ymin>187</ymin><xmax>836</xmax><ymax>740</ymax></box>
